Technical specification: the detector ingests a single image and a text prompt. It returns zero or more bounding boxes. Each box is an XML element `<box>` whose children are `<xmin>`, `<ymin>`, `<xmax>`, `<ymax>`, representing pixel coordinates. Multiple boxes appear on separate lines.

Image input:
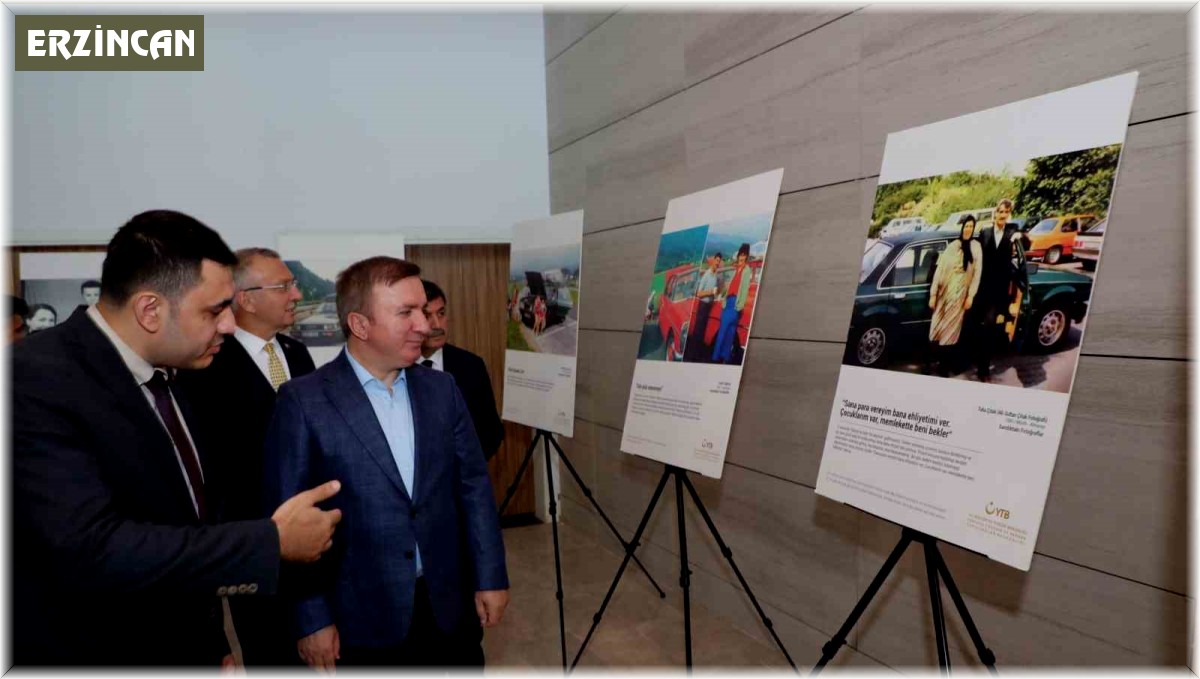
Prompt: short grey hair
<box><xmin>233</xmin><ymin>247</ymin><xmax>282</xmax><ymax>291</ymax></box>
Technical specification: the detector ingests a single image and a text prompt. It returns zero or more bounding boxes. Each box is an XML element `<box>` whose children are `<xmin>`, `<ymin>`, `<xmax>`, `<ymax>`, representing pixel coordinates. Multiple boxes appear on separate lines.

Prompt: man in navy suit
<box><xmin>178</xmin><ymin>247</ymin><xmax>318</xmax><ymax>666</ymax></box>
<box><xmin>419</xmin><ymin>279</ymin><xmax>505</xmax><ymax>460</ymax></box>
<box><xmin>264</xmin><ymin>256</ymin><xmax>509</xmax><ymax>669</ymax></box>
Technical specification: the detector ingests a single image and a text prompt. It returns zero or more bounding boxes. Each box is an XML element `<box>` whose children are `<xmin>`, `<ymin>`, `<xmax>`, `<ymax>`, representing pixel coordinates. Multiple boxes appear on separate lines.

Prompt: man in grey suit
<box><xmin>264</xmin><ymin>256</ymin><xmax>509</xmax><ymax>669</ymax></box>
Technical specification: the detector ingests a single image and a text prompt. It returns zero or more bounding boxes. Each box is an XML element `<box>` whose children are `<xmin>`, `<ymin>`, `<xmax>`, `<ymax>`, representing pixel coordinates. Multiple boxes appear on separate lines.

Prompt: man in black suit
<box><xmin>419</xmin><ymin>279</ymin><xmax>505</xmax><ymax>460</ymax></box>
<box><xmin>12</xmin><ymin>210</ymin><xmax>343</xmax><ymax>667</ymax></box>
<box><xmin>177</xmin><ymin>247</ymin><xmax>317</xmax><ymax>666</ymax></box>
<box><xmin>973</xmin><ymin>198</ymin><xmax>1027</xmax><ymax>381</ymax></box>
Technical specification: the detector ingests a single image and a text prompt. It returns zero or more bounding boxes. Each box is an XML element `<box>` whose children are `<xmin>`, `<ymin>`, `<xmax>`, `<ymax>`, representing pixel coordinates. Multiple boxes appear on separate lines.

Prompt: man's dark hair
<box><xmin>8</xmin><ymin>295</ymin><xmax>28</xmax><ymax>320</ymax></box>
<box><xmin>737</xmin><ymin>243</ymin><xmax>751</xmax><ymax>258</ymax></box>
<box><xmin>80</xmin><ymin>280</ymin><xmax>101</xmax><ymax>294</ymax></box>
<box><xmin>422</xmin><ymin>279</ymin><xmax>447</xmax><ymax>306</ymax></box>
<box><xmin>100</xmin><ymin>210</ymin><xmax>237</xmax><ymax>305</ymax></box>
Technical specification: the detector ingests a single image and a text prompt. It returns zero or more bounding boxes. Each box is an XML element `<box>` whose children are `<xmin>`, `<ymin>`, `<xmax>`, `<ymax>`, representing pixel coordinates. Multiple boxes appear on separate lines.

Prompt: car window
<box><xmin>670</xmin><ymin>271</ymin><xmax>699</xmax><ymax>302</ymax></box>
<box><xmin>1030</xmin><ymin>218</ymin><xmax>1058</xmax><ymax>234</ymax></box>
<box><xmin>1086</xmin><ymin>220</ymin><xmax>1106</xmax><ymax>235</ymax></box>
<box><xmin>860</xmin><ymin>241</ymin><xmax>892</xmax><ymax>283</ymax></box>
<box><xmin>1061</xmin><ymin>219</ymin><xmax>1078</xmax><ymax>233</ymax></box>
<box><xmin>1077</xmin><ymin>216</ymin><xmax>1098</xmax><ymax>231</ymax></box>
<box><xmin>881</xmin><ymin>241</ymin><xmax>947</xmax><ymax>288</ymax></box>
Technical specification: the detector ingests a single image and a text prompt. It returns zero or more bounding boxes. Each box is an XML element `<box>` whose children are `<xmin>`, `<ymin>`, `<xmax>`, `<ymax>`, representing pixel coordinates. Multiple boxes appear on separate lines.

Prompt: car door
<box><xmin>876</xmin><ymin>239</ymin><xmax>948</xmax><ymax>348</ymax></box>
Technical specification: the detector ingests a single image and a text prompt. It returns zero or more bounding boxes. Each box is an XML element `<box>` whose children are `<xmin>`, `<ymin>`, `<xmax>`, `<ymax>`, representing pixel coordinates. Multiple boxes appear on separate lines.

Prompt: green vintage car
<box><xmin>845</xmin><ymin>230</ymin><xmax>1092</xmax><ymax>368</ymax></box>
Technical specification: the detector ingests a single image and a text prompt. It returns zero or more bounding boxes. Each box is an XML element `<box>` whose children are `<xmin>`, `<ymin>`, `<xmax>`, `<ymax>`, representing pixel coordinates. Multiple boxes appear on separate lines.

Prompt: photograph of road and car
<box><xmin>844</xmin><ymin>143</ymin><xmax>1119</xmax><ymax>393</ymax></box>
<box><xmin>637</xmin><ymin>212</ymin><xmax>772</xmax><ymax>367</ymax></box>
<box><xmin>506</xmin><ymin>243</ymin><xmax>581</xmax><ymax>358</ymax></box>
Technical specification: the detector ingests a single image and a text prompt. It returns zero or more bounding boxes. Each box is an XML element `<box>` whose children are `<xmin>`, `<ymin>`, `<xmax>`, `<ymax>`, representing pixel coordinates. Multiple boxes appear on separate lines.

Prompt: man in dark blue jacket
<box><xmin>264</xmin><ymin>256</ymin><xmax>509</xmax><ymax>669</ymax></box>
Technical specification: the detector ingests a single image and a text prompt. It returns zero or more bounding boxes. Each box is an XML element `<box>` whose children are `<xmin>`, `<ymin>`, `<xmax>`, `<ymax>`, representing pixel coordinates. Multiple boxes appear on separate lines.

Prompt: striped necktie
<box><xmin>264</xmin><ymin>342</ymin><xmax>287</xmax><ymax>391</ymax></box>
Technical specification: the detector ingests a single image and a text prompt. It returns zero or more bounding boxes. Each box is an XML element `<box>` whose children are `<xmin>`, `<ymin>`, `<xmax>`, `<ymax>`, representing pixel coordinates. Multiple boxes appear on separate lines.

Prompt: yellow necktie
<box><xmin>264</xmin><ymin>342</ymin><xmax>287</xmax><ymax>391</ymax></box>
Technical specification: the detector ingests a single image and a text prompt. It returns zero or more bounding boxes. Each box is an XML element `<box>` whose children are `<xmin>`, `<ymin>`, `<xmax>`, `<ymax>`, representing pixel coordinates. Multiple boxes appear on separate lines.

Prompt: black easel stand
<box><xmin>570</xmin><ymin>464</ymin><xmax>797</xmax><ymax>672</ymax></box>
<box><xmin>812</xmin><ymin>527</ymin><xmax>998</xmax><ymax>675</ymax></box>
<box><xmin>498</xmin><ymin>429</ymin><xmax>666</xmax><ymax>669</ymax></box>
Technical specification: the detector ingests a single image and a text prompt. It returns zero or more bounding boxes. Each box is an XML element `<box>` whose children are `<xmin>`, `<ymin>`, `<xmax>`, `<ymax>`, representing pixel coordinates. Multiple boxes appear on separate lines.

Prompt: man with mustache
<box><xmin>12</xmin><ymin>211</ymin><xmax>341</xmax><ymax>666</ymax></box>
<box><xmin>178</xmin><ymin>247</ymin><xmax>317</xmax><ymax>666</ymax></box>
<box><xmin>419</xmin><ymin>279</ymin><xmax>505</xmax><ymax>461</ymax></box>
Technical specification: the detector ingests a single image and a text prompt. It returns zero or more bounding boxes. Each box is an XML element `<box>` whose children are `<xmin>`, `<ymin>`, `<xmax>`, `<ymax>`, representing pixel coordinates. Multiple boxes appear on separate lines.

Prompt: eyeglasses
<box><xmin>242</xmin><ymin>280</ymin><xmax>299</xmax><ymax>293</ymax></box>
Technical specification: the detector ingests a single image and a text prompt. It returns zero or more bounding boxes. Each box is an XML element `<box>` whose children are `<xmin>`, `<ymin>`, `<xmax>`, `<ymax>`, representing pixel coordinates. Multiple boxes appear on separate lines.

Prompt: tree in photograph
<box><xmin>1014</xmin><ymin>144</ymin><xmax>1122</xmax><ymax>218</ymax></box>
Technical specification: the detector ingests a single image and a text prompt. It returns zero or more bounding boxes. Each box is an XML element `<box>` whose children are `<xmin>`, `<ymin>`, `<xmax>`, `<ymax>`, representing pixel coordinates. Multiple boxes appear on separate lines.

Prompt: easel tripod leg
<box><xmin>570</xmin><ymin>468</ymin><xmax>672</xmax><ymax>670</ymax></box>
<box><xmin>546</xmin><ymin>434</ymin><xmax>666</xmax><ymax>597</ymax></box>
<box><xmin>544</xmin><ymin>436</ymin><xmax>567</xmax><ymax>670</ymax></box>
<box><xmin>498</xmin><ymin>431</ymin><xmax>541</xmax><ymax>516</ymax></box>
<box><xmin>675</xmin><ymin>471</ymin><xmax>693</xmax><ymax>670</ymax></box>
<box><xmin>679</xmin><ymin>473</ymin><xmax>797</xmax><ymax>671</ymax></box>
<box><xmin>812</xmin><ymin>532</ymin><xmax>913</xmax><ymax>674</ymax></box>
<box><xmin>923</xmin><ymin>538</ymin><xmax>950</xmax><ymax>673</ymax></box>
<box><xmin>931</xmin><ymin>546</ymin><xmax>998</xmax><ymax>673</ymax></box>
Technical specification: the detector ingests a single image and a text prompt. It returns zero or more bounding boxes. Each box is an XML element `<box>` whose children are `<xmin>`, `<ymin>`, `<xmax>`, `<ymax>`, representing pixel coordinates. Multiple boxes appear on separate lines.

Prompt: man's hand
<box><xmin>273</xmin><ymin>480</ymin><xmax>343</xmax><ymax>562</ymax></box>
<box><xmin>475</xmin><ymin>589</ymin><xmax>510</xmax><ymax>628</ymax></box>
<box><xmin>298</xmin><ymin>624</ymin><xmax>340</xmax><ymax>673</ymax></box>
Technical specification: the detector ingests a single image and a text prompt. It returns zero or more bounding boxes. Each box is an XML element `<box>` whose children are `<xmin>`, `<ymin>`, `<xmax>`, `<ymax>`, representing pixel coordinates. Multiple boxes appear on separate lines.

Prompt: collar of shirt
<box><xmin>424</xmin><ymin>347</ymin><xmax>444</xmax><ymax>371</ymax></box>
<box><xmin>345</xmin><ymin>347</ymin><xmax>407</xmax><ymax>393</ymax></box>
<box><xmin>87</xmin><ymin>304</ymin><xmax>160</xmax><ymax>386</ymax></box>
<box><xmin>233</xmin><ymin>325</ymin><xmax>281</xmax><ymax>359</ymax></box>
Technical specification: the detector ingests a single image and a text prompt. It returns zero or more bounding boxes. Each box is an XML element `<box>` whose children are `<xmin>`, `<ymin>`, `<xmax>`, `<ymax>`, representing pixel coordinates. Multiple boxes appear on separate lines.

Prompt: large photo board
<box><xmin>276</xmin><ymin>233</ymin><xmax>406</xmax><ymax>367</ymax></box>
<box><xmin>620</xmin><ymin>169</ymin><xmax>784</xmax><ymax>478</ymax></box>
<box><xmin>501</xmin><ymin>210</ymin><xmax>583</xmax><ymax>436</ymax></box>
<box><xmin>815</xmin><ymin>73</ymin><xmax>1139</xmax><ymax>570</ymax></box>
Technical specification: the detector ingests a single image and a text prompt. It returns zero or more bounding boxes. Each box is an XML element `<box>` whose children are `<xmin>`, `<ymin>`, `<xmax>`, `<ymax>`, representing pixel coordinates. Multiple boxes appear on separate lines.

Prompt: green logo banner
<box><xmin>16</xmin><ymin>15</ymin><xmax>204</xmax><ymax>71</ymax></box>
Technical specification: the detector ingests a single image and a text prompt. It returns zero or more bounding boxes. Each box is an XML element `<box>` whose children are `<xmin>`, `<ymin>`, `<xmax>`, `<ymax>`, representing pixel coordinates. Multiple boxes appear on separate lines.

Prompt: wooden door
<box><xmin>406</xmin><ymin>243</ymin><xmax>536</xmax><ymax>518</ymax></box>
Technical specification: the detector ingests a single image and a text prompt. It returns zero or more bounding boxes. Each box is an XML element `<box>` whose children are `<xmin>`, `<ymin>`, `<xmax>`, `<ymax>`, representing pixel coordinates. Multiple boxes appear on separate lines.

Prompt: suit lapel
<box><xmin>323</xmin><ymin>352</ymin><xmax>412</xmax><ymax>503</ymax></box>
<box><xmin>61</xmin><ymin>310</ymin><xmax>197</xmax><ymax>518</ymax></box>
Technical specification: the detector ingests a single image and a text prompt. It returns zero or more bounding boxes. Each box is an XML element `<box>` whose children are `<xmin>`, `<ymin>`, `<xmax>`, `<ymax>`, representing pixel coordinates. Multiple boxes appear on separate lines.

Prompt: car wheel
<box><xmin>854</xmin><ymin>326</ymin><xmax>889</xmax><ymax>367</ymax></box>
<box><xmin>1045</xmin><ymin>246</ymin><xmax>1062</xmax><ymax>265</ymax></box>
<box><xmin>1032</xmin><ymin>304</ymin><xmax>1070</xmax><ymax>352</ymax></box>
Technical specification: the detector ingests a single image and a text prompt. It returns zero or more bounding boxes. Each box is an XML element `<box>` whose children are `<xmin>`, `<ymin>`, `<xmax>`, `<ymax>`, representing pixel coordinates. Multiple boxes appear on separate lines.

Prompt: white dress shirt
<box><xmin>86</xmin><ymin>305</ymin><xmax>204</xmax><ymax>516</ymax></box>
<box><xmin>422</xmin><ymin>347</ymin><xmax>445</xmax><ymax>372</ymax></box>
<box><xmin>232</xmin><ymin>326</ymin><xmax>292</xmax><ymax>386</ymax></box>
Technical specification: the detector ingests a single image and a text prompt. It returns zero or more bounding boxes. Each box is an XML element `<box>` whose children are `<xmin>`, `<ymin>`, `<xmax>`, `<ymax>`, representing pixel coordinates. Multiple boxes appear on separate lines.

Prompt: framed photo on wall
<box><xmin>9</xmin><ymin>246</ymin><xmax>107</xmax><ymax>335</ymax></box>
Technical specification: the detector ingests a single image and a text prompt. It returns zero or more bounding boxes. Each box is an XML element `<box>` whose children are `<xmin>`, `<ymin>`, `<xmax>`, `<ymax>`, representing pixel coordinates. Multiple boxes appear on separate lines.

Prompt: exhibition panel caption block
<box><xmin>816</xmin><ymin>73</ymin><xmax>1139</xmax><ymax>570</ymax></box>
<box><xmin>621</xmin><ymin>168</ymin><xmax>785</xmax><ymax>479</ymax></box>
<box><xmin>502</xmin><ymin>210</ymin><xmax>584</xmax><ymax>437</ymax></box>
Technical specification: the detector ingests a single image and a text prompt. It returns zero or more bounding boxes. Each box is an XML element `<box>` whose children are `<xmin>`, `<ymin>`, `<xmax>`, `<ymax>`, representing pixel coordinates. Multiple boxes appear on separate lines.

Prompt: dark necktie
<box><xmin>422</xmin><ymin>359</ymin><xmax>434</xmax><ymax>368</ymax></box>
<box><xmin>145</xmin><ymin>370</ymin><xmax>207</xmax><ymax>520</ymax></box>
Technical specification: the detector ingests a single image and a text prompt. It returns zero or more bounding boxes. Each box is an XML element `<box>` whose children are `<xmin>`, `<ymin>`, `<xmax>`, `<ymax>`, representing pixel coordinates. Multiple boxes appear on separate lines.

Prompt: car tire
<box><xmin>1081</xmin><ymin>259</ymin><xmax>1096</xmax><ymax>272</ymax></box>
<box><xmin>852</xmin><ymin>325</ymin><xmax>889</xmax><ymax>367</ymax></box>
<box><xmin>1045</xmin><ymin>246</ymin><xmax>1062</xmax><ymax>265</ymax></box>
<box><xmin>1030</xmin><ymin>302</ymin><xmax>1071</xmax><ymax>353</ymax></box>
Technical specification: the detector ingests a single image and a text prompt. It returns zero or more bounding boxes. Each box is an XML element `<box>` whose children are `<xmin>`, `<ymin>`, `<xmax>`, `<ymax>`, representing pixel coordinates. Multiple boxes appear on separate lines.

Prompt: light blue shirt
<box><xmin>345</xmin><ymin>349</ymin><xmax>422</xmax><ymax>576</ymax></box>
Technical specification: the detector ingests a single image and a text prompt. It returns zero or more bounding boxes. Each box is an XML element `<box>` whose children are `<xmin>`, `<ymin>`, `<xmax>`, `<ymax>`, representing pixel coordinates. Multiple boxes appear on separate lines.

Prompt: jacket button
<box><xmin>217</xmin><ymin>586</ymin><xmax>228</xmax><ymax>596</ymax></box>
<box><xmin>404</xmin><ymin>550</ymin><xmax>415</xmax><ymax>560</ymax></box>
<box><xmin>237</xmin><ymin>584</ymin><xmax>249</xmax><ymax>594</ymax></box>
<box><xmin>248</xmin><ymin>583</ymin><xmax>258</xmax><ymax>594</ymax></box>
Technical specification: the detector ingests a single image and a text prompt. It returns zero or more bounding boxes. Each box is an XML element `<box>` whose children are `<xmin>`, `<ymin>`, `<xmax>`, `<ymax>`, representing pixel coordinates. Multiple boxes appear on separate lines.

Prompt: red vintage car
<box><xmin>657</xmin><ymin>260</ymin><xmax>762</xmax><ymax>362</ymax></box>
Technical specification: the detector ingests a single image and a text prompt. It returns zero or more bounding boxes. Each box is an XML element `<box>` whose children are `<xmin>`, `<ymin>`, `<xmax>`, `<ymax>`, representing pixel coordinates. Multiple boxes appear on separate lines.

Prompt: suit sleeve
<box><xmin>450</xmin><ymin>382</ymin><xmax>509</xmax><ymax>591</ymax></box>
<box><xmin>262</xmin><ymin>384</ymin><xmax>335</xmax><ymax>639</ymax></box>
<box><xmin>11</xmin><ymin>362</ymin><xmax>280</xmax><ymax>598</ymax></box>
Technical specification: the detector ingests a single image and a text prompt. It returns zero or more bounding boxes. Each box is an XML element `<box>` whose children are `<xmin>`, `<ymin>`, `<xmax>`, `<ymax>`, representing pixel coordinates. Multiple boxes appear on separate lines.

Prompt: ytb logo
<box><xmin>985</xmin><ymin>502</ymin><xmax>1011</xmax><ymax>520</ymax></box>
